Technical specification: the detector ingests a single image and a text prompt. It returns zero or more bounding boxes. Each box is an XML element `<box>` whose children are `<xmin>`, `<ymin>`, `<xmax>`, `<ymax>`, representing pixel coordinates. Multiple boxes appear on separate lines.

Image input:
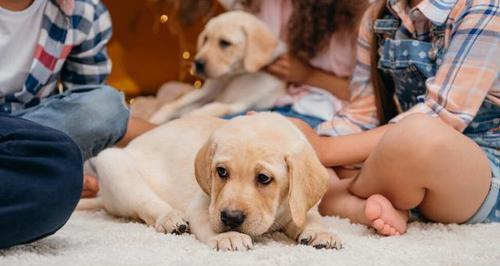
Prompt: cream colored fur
<box><xmin>149</xmin><ymin>11</ymin><xmax>286</xmax><ymax>124</ymax></box>
<box><xmin>78</xmin><ymin>113</ymin><xmax>341</xmax><ymax>251</ymax></box>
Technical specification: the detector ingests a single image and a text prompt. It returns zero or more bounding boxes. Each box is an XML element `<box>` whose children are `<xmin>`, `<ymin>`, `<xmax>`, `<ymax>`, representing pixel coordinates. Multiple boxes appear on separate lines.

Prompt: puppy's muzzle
<box><xmin>220</xmin><ymin>209</ymin><xmax>246</xmax><ymax>229</ymax></box>
<box><xmin>194</xmin><ymin>59</ymin><xmax>206</xmax><ymax>75</ymax></box>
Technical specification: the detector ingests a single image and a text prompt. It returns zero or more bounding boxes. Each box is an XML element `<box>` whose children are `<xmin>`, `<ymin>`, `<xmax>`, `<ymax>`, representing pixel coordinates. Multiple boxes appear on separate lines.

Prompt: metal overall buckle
<box><xmin>428</xmin><ymin>24</ymin><xmax>445</xmax><ymax>61</ymax></box>
<box><xmin>373</xmin><ymin>19</ymin><xmax>400</xmax><ymax>41</ymax></box>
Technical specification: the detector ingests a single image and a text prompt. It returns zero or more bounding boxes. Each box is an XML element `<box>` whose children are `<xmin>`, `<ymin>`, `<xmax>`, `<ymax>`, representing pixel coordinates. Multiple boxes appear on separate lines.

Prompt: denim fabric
<box><xmin>223</xmin><ymin>105</ymin><xmax>326</xmax><ymax>129</ymax></box>
<box><xmin>375</xmin><ymin>13</ymin><xmax>499</xmax><ymax>223</ymax></box>
<box><xmin>466</xmin><ymin>111</ymin><xmax>500</xmax><ymax>223</ymax></box>
<box><xmin>271</xmin><ymin>105</ymin><xmax>326</xmax><ymax>128</ymax></box>
<box><xmin>375</xmin><ymin>17</ymin><xmax>446</xmax><ymax>111</ymax></box>
<box><xmin>10</xmin><ymin>85</ymin><xmax>130</xmax><ymax>160</ymax></box>
<box><xmin>0</xmin><ymin>116</ymin><xmax>83</xmax><ymax>249</ymax></box>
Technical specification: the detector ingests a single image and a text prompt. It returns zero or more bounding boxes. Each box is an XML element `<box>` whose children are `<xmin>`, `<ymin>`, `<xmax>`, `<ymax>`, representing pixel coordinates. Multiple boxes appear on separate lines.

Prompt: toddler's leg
<box><xmin>319</xmin><ymin>172</ymin><xmax>408</xmax><ymax>236</ymax></box>
<box><xmin>320</xmin><ymin>114</ymin><xmax>492</xmax><ymax>236</ymax></box>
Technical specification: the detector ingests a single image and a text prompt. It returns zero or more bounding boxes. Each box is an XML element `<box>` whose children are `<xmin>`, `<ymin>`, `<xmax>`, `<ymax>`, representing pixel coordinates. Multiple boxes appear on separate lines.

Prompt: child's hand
<box><xmin>82</xmin><ymin>175</ymin><xmax>99</xmax><ymax>198</ymax></box>
<box><xmin>266</xmin><ymin>54</ymin><xmax>311</xmax><ymax>84</ymax></box>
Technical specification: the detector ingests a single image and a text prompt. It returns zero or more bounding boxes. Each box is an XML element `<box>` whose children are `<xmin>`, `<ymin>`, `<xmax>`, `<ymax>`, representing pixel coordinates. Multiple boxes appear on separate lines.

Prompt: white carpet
<box><xmin>1</xmin><ymin>210</ymin><xmax>500</xmax><ymax>266</ymax></box>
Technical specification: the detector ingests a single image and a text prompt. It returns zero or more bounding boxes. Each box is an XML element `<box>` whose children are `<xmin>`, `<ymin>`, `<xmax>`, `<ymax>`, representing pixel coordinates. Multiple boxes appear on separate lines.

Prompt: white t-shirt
<box><xmin>0</xmin><ymin>0</ymin><xmax>47</xmax><ymax>97</ymax></box>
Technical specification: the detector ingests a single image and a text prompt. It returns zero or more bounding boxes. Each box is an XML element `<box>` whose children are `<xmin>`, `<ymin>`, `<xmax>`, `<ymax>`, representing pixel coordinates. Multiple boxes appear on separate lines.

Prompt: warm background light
<box><xmin>103</xmin><ymin>0</ymin><xmax>225</xmax><ymax>98</ymax></box>
<box><xmin>160</xmin><ymin>14</ymin><xmax>169</xmax><ymax>23</ymax></box>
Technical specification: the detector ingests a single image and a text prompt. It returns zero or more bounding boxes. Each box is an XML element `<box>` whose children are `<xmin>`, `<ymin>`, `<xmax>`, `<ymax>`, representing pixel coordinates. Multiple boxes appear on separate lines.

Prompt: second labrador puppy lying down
<box><xmin>78</xmin><ymin>113</ymin><xmax>341</xmax><ymax>251</ymax></box>
<box><xmin>148</xmin><ymin>11</ymin><xmax>286</xmax><ymax>124</ymax></box>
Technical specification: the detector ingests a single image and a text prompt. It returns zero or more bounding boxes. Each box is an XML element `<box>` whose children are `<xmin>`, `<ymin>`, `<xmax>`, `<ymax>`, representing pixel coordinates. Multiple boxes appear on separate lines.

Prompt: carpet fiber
<box><xmin>1</xmin><ymin>211</ymin><xmax>500</xmax><ymax>266</ymax></box>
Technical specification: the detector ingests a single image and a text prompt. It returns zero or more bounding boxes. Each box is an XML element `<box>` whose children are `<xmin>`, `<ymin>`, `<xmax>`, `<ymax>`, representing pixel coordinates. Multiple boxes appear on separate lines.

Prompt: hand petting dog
<box><xmin>267</xmin><ymin>53</ymin><xmax>312</xmax><ymax>84</ymax></box>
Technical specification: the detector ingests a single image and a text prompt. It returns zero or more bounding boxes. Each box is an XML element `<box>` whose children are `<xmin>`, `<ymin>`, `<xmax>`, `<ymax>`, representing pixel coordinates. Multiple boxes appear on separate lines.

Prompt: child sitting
<box><xmin>234</xmin><ymin>0</ymin><xmax>369</xmax><ymax>128</ymax></box>
<box><xmin>0</xmin><ymin>0</ymin><xmax>154</xmax><ymax>248</ymax></box>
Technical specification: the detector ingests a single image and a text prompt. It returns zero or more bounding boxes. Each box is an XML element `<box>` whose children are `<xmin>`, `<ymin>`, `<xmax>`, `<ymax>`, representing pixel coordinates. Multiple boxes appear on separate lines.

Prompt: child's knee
<box><xmin>86</xmin><ymin>85</ymin><xmax>129</xmax><ymax>123</ymax></box>
<box><xmin>382</xmin><ymin>114</ymin><xmax>451</xmax><ymax>161</ymax></box>
<box><xmin>78</xmin><ymin>86</ymin><xmax>130</xmax><ymax>158</ymax></box>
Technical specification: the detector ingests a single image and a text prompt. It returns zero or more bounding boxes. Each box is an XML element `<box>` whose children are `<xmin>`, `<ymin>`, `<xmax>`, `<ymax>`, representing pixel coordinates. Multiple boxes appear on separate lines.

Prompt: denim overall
<box><xmin>374</xmin><ymin>10</ymin><xmax>500</xmax><ymax>223</ymax></box>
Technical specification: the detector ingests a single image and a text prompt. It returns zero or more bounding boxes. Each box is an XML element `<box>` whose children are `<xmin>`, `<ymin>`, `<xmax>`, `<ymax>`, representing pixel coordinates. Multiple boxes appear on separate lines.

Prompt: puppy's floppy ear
<box><xmin>242</xmin><ymin>19</ymin><xmax>278</xmax><ymax>73</ymax></box>
<box><xmin>286</xmin><ymin>144</ymin><xmax>329</xmax><ymax>229</ymax></box>
<box><xmin>197</xmin><ymin>29</ymin><xmax>207</xmax><ymax>51</ymax></box>
<box><xmin>195</xmin><ymin>139</ymin><xmax>216</xmax><ymax>195</ymax></box>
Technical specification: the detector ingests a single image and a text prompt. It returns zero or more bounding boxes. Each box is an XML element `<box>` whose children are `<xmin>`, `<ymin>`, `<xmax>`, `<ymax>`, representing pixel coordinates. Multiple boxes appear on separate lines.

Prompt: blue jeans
<box><xmin>224</xmin><ymin>105</ymin><xmax>325</xmax><ymax>128</ymax></box>
<box><xmin>0</xmin><ymin>116</ymin><xmax>83</xmax><ymax>249</ymax></box>
<box><xmin>11</xmin><ymin>85</ymin><xmax>130</xmax><ymax>160</ymax></box>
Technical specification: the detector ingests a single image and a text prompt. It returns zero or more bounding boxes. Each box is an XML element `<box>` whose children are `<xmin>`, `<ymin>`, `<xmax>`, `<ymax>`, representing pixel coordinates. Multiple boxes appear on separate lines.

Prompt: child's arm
<box><xmin>303</xmin><ymin>6</ymin><xmax>386</xmax><ymax>166</ymax></box>
<box><xmin>60</xmin><ymin>2</ymin><xmax>112</xmax><ymax>89</ymax></box>
<box><xmin>290</xmin><ymin>118</ymin><xmax>391</xmax><ymax>167</ymax></box>
<box><xmin>304</xmin><ymin>68</ymin><xmax>350</xmax><ymax>100</ymax></box>
<box><xmin>266</xmin><ymin>54</ymin><xmax>351</xmax><ymax>100</ymax></box>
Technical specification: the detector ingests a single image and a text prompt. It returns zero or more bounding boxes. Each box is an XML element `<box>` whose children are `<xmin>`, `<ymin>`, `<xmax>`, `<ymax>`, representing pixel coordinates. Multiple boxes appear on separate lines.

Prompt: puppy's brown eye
<box><xmin>219</xmin><ymin>39</ymin><xmax>232</xmax><ymax>49</ymax></box>
<box><xmin>203</xmin><ymin>36</ymin><xmax>208</xmax><ymax>44</ymax></box>
<box><xmin>257</xmin><ymin>174</ymin><xmax>272</xmax><ymax>185</ymax></box>
<box><xmin>217</xmin><ymin>166</ymin><xmax>228</xmax><ymax>179</ymax></box>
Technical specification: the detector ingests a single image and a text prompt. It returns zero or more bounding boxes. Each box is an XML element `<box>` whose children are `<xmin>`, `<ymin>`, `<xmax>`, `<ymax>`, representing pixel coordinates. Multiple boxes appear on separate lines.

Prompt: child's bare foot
<box><xmin>81</xmin><ymin>175</ymin><xmax>99</xmax><ymax>198</ymax></box>
<box><xmin>365</xmin><ymin>194</ymin><xmax>408</xmax><ymax>236</ymax></box>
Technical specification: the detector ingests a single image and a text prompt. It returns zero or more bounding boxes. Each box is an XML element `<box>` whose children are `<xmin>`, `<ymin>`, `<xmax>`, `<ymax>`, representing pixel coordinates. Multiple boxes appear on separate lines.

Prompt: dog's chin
<box><xmin>203</xmin><ymin>71</ymin><xmax>229</xmax><ymax>79</ymax></box>
<box><xmin>212</xmin><ymin>219</ymin><xmax>275</xmax><ymax>237</ymax></box>
<box><xmin>241</xmin><ymin>223</ymin><xmax>274</xmax><ymax>237</ymax></box>
<box><xmin>198</xmin><ymin>67</ymin><xmax>239</xmax><ymax>80</ymax></box>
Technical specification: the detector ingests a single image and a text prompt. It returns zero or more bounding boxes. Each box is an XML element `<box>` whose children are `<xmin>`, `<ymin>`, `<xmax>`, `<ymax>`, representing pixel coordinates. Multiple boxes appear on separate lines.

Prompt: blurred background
<box><xmin>102</xmin><ymin>0</ymin><xmax>229</xmax><ymax>98</ymax></box>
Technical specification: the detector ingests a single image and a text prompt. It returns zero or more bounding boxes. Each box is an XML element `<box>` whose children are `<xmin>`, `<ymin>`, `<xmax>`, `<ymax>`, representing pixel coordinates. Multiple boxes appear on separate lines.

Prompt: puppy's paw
<box><xmin>155</xmin><ymin>210</ymin><xmax>189</xmax><ymax>235</ymax></box>
<box><xmin>182</xmin><ymin>103</ymin><xmax>231</xmax><ymax>118</ymax></box>
<box><xmin>209</xmin><ymin>232</ymin><xmax>253</xmax><ymax>251</ymax></box>
<box><xmin>298</xmin><ymin>229</ymin><xmax>342</xmax><ymax>250</ymax></box>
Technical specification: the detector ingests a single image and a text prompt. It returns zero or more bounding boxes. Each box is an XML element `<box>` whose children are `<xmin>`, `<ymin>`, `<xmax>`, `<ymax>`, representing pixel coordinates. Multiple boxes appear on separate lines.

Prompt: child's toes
<box><xmin>380</xmin><ymin>224</ymin><xmax>392</xmax><ymax>235</ymax></box>
<box><xmin>372</xmin><ymin>219</ymin><xmax>385</xmax><ymax>230</ymax></box>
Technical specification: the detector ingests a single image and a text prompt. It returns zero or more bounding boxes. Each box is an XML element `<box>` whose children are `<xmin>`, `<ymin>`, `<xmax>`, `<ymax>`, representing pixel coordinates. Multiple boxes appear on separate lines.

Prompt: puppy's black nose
<box><xmin>194</xmin><ymin>59</ymin><xmax>206</xmax><ymax>74</ymax></box>
<box><xmin>220</xmin><ymin>209</ymin><xmax>245</xmax><ymax>229</ymax></box>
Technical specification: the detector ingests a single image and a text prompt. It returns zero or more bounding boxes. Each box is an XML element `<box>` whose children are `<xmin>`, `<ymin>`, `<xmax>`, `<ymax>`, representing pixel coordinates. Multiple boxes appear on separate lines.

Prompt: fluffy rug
<box><xmin>1</xmin><ymin>211</ymin><xmax>499</xmax><ymax>266</ymax></box>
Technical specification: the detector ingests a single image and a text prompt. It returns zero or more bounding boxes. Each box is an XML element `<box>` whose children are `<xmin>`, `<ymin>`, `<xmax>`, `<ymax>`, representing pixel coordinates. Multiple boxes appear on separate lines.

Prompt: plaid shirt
<box><xmin>0</xmin><ymin>0</ymin><xmax>112</xmax><ymax>113</ymax></box>
<box><xmin>317</xmin><ymin>0</ymin><xmax>500</xmax><ymax>136</ymax></box>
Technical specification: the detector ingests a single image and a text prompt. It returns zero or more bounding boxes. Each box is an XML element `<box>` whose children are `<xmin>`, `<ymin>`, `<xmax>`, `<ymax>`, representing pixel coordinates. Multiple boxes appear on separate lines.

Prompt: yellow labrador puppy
<box><xmin>149</xmin><ymin>11</ymin><xmax>286</xmax><ymax>124</ymax></box>
<box><xmin>78</xmin><ymin>113</ymin><xmax>341</xmax><ymax>251</ymax></box>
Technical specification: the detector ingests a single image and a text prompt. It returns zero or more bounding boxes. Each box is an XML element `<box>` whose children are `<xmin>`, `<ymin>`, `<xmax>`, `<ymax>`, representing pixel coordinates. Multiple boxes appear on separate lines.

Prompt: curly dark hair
<box><xmin>240</xmin><ymin>0</ymin><xmax>368</xmax><ymax>61</ymax></box>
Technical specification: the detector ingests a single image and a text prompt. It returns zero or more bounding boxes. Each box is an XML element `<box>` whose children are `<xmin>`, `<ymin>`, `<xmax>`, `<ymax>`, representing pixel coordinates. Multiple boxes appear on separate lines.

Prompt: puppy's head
<box><xmin>195</xmin><ymin>113</ymin><xmax>329</xmax><ymax>236</ymax></box>
<box><xmin>193</xmin><ymin>11</ymin><xmax>280</xmax><ymax>78</ymax></box>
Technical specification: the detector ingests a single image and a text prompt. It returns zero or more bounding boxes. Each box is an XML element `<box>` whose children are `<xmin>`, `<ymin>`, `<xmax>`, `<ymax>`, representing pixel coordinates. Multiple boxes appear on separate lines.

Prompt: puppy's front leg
<box><xmin>187</xmin><ymin>192</ymin><xmax>253</xmax><ymax>251</ymax></box>
<box><xmin>138</xmin><ymin>196</ymin><xmax>189</xmax><ymax>235</ymax></box>
<box><xmin>284</xmin><ymin>206</ymin><xmax>342</xmax><ymax>249</ymax></box>
<box><xmin>183</xmin><ymin>101</ymin><xmax>251</xmax><ymax>118</ymax></box>
<box><xmin>182</xmin><ymin>102</ymin><xmax>233</xmax><ymax>118</ymax></box>
<box><xmin>149</xmin><ymin>79</ymin><xmax>224</xmax><ymax>124</ymax></box>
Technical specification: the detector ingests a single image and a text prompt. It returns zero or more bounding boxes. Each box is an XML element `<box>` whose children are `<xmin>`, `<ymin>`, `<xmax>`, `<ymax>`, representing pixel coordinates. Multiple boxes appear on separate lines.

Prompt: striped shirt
<box><xmin>317</xmin><ymin>0</ymin><xmax>499</xmax><ymax>136</ymax></box>
<box><xmin>0</xmin><ymin>0</ymin><xmax>112</xmax><ymax>113</ymax></box>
